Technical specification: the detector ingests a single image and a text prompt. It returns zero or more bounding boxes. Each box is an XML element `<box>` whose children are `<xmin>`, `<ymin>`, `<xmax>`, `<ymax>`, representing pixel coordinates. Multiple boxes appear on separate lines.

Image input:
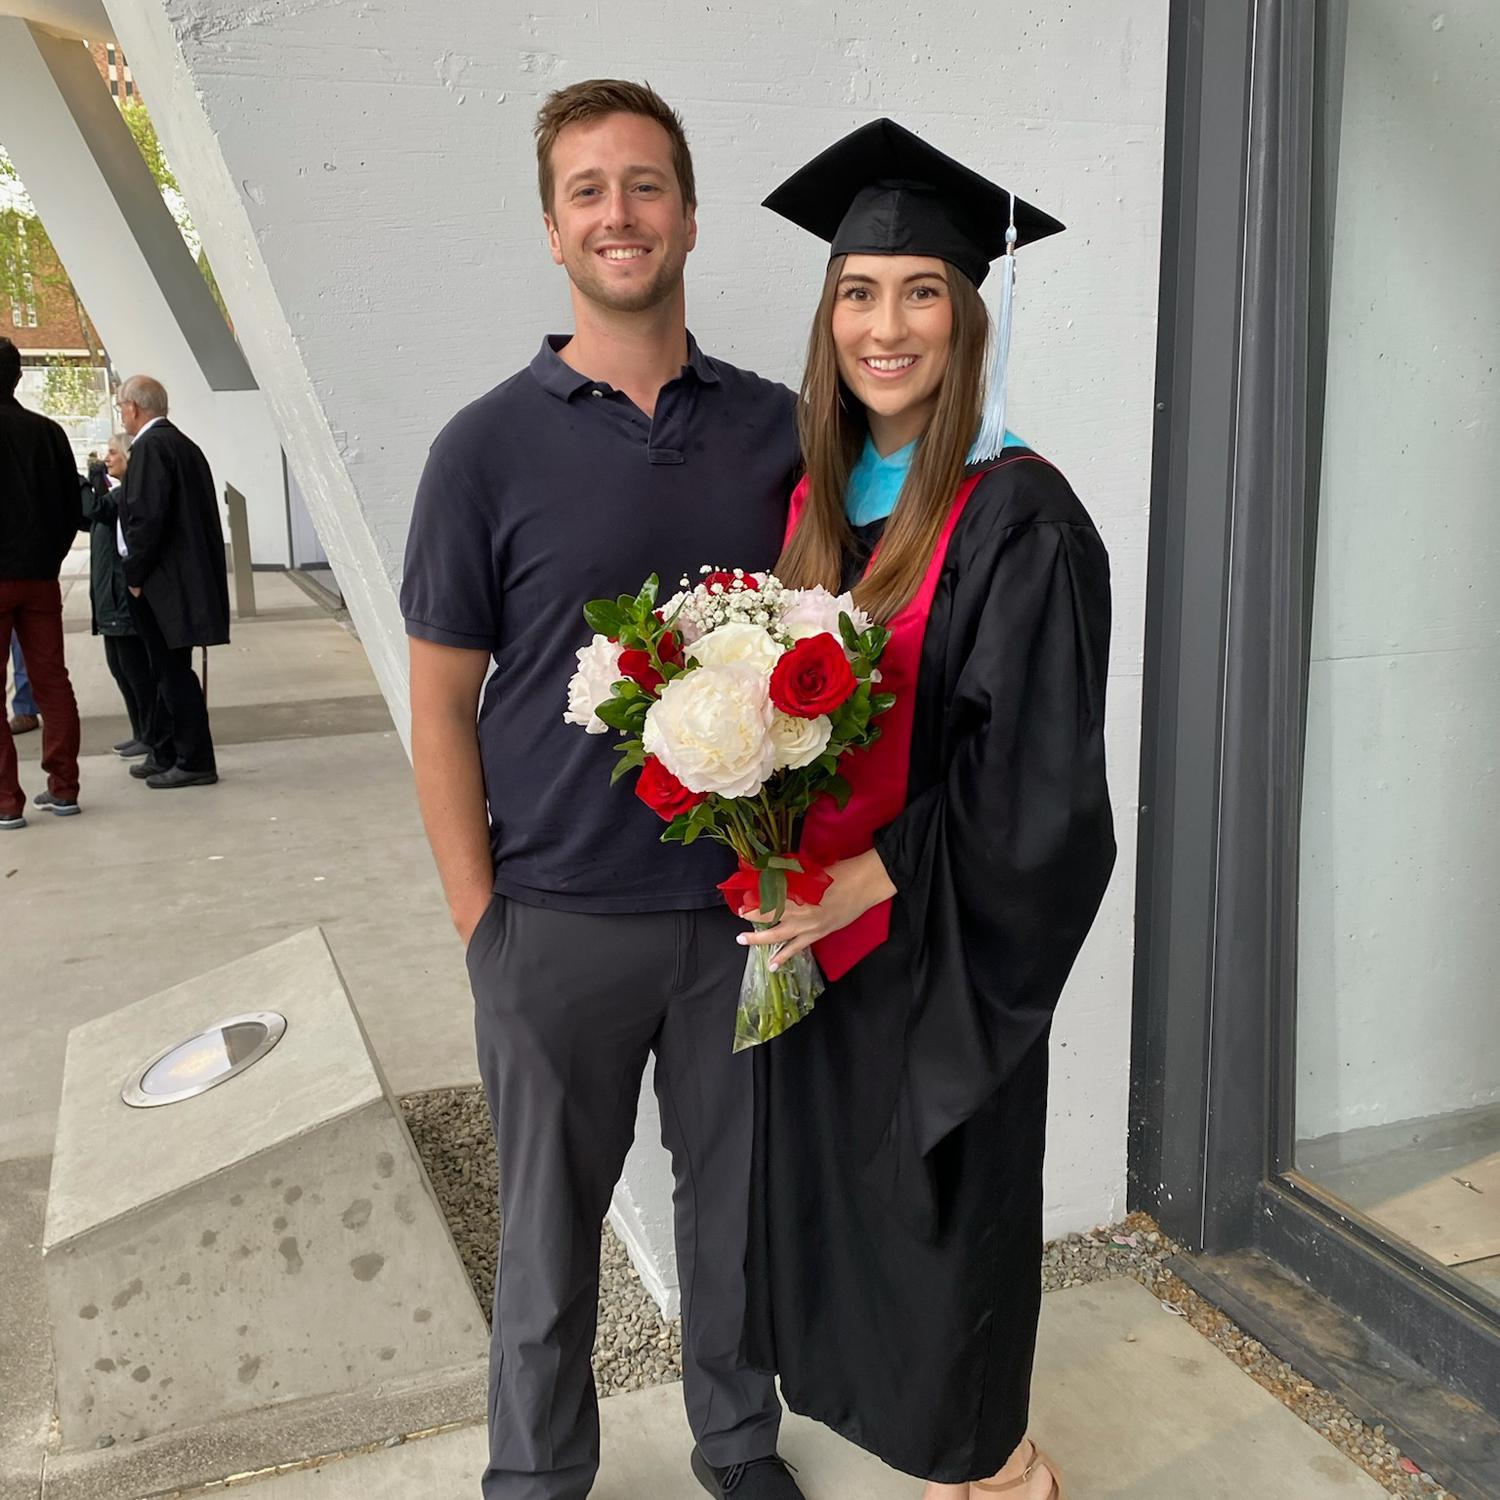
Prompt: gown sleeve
<box><xmin>872</xmin><ymin>514</ymin><xmax>1117</xmax><ymax>1169</ymax></box>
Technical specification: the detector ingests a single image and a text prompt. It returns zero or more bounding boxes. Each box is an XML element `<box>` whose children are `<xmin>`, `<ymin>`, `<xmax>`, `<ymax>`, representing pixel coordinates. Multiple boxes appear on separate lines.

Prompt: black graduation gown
<box><xmin>744</xmin><ymin>452</ymin><xmax>1116</xmax><ymax>1483</ymax></box>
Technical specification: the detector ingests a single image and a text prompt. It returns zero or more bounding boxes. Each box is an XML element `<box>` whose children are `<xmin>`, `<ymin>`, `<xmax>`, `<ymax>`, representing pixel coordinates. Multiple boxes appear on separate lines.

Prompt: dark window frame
<box><xmin>1132</xmin><ymin>0</ymin><xmax>1500</xmax><ymax>1415</ymax></box>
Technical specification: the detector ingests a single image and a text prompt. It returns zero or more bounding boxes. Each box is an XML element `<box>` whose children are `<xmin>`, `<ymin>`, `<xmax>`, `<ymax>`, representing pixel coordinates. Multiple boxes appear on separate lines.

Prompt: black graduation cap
<box><xmin>761</xmin><ymin>117</ymin><xmax>1064</xmax><ymax>288</ymax></box>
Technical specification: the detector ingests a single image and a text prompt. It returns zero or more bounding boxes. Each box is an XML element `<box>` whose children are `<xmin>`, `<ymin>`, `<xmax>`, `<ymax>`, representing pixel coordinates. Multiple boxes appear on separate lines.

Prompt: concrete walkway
<box><xmin>4</xmin><ymin>553</ymin><xmax>480</xmax><ymax>1164</ymax></box>
<box><xmin>233</xmin><ymin>1279</ymin><xmax>1388</xmax><ymax>1499</ymax></box>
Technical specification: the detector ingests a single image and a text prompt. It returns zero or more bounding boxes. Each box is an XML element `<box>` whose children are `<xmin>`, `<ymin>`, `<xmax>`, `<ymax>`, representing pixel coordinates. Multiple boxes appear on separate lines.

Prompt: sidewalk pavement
<box><xmin>226</xmin><ymin>1278</ymin><xmax>1390</xmax><ymax>1499</ymax></box>
<box><xmin>4</xmin><ymin>556</ymin><xmax>479</xmax><ymax>1164</ymax></box>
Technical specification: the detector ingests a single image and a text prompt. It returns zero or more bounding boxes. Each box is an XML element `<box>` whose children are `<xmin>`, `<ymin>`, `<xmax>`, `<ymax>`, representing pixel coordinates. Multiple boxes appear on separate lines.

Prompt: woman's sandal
<box><xmin>972</xmin><ymin>1440</ymin><xmax>1065</xmax><ymax>1498</ymax></box>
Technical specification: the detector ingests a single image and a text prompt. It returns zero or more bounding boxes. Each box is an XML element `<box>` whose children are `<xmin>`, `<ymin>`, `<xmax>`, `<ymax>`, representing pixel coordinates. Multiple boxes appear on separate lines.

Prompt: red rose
<box><xmin>769</xmin><ymin>633</ymin><xmax>857</xmax><ymax>718</ymax></box>
<box><xmin>636</xmin><ymin>756</ymin><xmax>707</xmax><ymax>821</ymax></box>
<box><xmin>618</xmin><ymin>649</ymin><xmax>663</xmax><ymax>694</ymax></box>
<box><xmin>618</xmin><ymin>632</ymin><xmax>682</xmax><ymax>694</ymax></box>
<box><xmin>704</xmin><ymin>570</ymin><xmax>758</xmax><ymax>592</ymax></box>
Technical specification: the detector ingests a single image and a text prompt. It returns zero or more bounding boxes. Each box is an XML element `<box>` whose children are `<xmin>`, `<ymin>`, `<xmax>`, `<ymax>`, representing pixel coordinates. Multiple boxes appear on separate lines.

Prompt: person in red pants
<box><xmin>0</xmin><ymin>337</ymin><xmax>83</xmax><ymax>830</ymax></box>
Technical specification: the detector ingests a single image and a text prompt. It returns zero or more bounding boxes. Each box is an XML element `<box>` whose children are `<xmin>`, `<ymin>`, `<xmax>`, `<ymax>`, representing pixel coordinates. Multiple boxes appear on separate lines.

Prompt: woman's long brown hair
<box><xmin>775</xmin><ymin>255</ymin><xmax>990</xmax><ymax>623</ymax></box>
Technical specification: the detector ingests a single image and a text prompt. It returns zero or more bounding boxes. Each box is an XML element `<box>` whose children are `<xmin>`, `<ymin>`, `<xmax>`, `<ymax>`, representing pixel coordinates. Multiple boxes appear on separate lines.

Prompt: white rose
<box><xmin>688</xmin><ymin>621</ymin><xmax>785</xmax><ymax>676</ymax></box>
<box><xmin>770</xmin><ymin>712</ymin><xmax>832</xmax><ymax>771</ymax></box>
<box><xmin>643</xmin><ymin>662</ymin><xmax>777</xmax><ymax>798</ymax></box>
<box><xmin>562</xmin><ymin>634</ymin><xmax>623</xmax><ymax>735</ymax></box>
<box><xmin>780</xmin><ymin>586</ymin><xmax>873</xmax><ymax>645</ymax></box>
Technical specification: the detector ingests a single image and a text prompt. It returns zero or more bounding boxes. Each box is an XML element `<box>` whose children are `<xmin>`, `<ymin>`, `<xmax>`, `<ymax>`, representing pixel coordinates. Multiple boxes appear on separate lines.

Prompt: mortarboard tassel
<box><xmin>967</xmin><ymin>194</ymin><xmax>1019</xmax><ymax>466</ymax></box>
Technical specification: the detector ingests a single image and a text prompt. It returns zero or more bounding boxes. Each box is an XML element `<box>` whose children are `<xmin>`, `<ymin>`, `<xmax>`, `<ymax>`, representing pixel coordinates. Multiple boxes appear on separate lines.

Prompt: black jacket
<box><xmin>78</xmin><ymin>475</ymin><xmax>135</xmax><ymax>636</ymax></box>
<box><xmin>0</xmin><ymin>393</ymin><xmax>81</xmax><ymax>580</ymax></box>
<box><xmin>119</xmin><ymin>418</ymin><xmax>230</xmax><ymax>649</ymax></box>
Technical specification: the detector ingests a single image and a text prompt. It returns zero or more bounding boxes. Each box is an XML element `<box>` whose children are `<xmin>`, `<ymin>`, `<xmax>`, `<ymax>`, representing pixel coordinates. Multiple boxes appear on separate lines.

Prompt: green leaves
<box><xmin>583</xmin><ymin>598</ymin><xmax>626</xmax><ymax>639</ymax></box>
<box><xmin>609</xmin><ymin>740</ymin><xmax>646</xmax><ymax>786</ymax></box>
<box><xmin>758</xmin><ymin>865</ymin><xmax>788</xmax><ymax>920</ymax></box>
<box><xmin>594</xmin><ymin>695</ymin><xmax>647</xmax><ymax>734</ymax></box>
<box><xmin>583</xmin><ymin>574</ymin><xmax>664</xmax><ymax>652</ymax></box>
<box><xmin>824</xmin><ymin>773</ymin><xmax>854</xmax><ymax>810</ymax></box>
<box><xmin>660</xmin><ymin>796</ymin><xmax>721</xmax><ymax>847</ymax></box>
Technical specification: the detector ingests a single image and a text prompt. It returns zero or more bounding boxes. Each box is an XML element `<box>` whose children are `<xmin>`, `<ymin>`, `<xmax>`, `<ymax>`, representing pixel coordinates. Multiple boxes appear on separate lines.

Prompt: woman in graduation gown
<box><xmin>737</xmin><ymin>120</ymin><xmax>1116</xmax><ymax>1500</ymax></box>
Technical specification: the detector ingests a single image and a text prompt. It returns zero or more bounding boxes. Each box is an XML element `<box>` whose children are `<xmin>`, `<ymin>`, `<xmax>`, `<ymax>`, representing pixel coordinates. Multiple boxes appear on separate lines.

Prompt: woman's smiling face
<box><xmin>830</xmin><ymin>254</ymin><xmax>955</xmax><ymax>453</ymax></box>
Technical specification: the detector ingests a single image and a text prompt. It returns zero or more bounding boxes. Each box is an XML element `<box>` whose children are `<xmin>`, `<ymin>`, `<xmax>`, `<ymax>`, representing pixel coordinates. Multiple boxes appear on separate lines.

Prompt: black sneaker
<box><xmin>690</xmin><ymin>1449</ymin><xmax>803</xmax><ymax>1499</ymax></box>
<box><xmin>32</xmin><ymin>790</ymin><xmax>80</xmax><ymax>816</ymax></box>
<box><xmin>0</xmin><ymin>809</ymin><xmax>25</xmax><ymax>831</ymax></box>
<box><xmin>129</xmin><ymin>758</ymin><xmax>168</xmax><ymax>780</ymax></box>
<box><xmin>146</xmin><ymin>767</ymin><xmax>218</xmax><ymax>790</ymax></box>
<box><xmin>113</xmin><ymin>739</ymin><xmax>150</xmax><ymax>759</ymax></box>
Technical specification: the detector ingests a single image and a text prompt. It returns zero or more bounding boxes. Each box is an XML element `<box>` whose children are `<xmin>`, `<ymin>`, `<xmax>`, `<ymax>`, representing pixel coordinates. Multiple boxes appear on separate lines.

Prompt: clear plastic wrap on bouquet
<box><xmin>733</xmin><ymin>926</ymin><xmax>825</xmax><ymax>1052</ymax></box>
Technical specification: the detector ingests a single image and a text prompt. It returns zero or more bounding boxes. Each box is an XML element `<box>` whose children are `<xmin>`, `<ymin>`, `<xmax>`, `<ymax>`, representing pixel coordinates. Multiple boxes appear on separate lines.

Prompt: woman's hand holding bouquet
<box><xmin>564</xmin><ymin>567</ymin><xmax>893</xmax><ymax>1049</ymax></box>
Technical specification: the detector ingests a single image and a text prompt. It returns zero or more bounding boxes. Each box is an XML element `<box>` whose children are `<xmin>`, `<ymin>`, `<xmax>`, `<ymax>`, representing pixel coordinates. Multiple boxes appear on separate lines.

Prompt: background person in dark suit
<box><xmin>0</xmin><ymin>336</ymin><xmax>83</xmax><ymax>828</ymax></box>
<box><xmin>116</xmin><ymin>374</ymin><xmax>229</xmax><ymax>789</ymax></box>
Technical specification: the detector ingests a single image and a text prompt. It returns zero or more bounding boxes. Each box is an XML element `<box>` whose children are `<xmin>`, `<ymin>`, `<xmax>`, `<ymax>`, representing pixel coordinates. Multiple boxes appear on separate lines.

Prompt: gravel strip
<box><xmin>400</xmin><ymin>1087</ymin><xmax>683</xmax><ymax>1395</ymax></box>
<box><xmin>402</xmin><ymin>1088</ymin><xmax>1453</xmax><ymax>1497</ymax></box>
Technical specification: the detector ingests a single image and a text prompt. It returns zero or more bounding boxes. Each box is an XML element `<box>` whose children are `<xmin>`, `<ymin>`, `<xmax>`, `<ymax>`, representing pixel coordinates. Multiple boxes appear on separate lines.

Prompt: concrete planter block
<box><xmin>43</xmin><ymin>929</ymin><xmax>487</xmax><ymax>1453</ymax></box>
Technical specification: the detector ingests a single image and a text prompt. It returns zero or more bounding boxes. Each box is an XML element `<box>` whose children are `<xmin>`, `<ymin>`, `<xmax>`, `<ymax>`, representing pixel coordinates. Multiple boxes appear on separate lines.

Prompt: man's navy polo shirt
<box><xmin>401</xmin><ymin>333</ymin><xmax>799</xmax><ymax>913</ymax></box>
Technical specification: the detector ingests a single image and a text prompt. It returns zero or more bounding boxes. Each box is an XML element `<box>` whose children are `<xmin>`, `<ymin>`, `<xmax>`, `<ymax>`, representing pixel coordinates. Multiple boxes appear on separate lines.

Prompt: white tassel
<box><xmin>967</xmin><ymin>198</ymin><xmax>1019</xmax><ymax>467</ymax></box>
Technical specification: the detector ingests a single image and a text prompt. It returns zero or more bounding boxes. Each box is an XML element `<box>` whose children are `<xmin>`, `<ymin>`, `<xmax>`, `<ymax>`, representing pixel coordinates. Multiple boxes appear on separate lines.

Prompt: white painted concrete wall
<box><xmin>0</xmin><ymin>19</ymin><xmax>289</xmax><ymax>565</ymax></box>
<box><xmin>102</xmin><ymin>0</ymin><xmax>1167</xmax><ymax>1293</ymax></box>
<box><xmin>1297</xmin><ymin>0</ymin><xmax>1500</xmax><ymax>1140</ymax></box>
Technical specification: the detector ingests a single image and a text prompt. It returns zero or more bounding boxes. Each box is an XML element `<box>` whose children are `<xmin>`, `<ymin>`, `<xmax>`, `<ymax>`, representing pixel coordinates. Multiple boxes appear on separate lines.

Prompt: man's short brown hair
<box><xmin>534</xmin><ymin>79</ymin><xmax>696</xmax><ymax>215</ymax></box>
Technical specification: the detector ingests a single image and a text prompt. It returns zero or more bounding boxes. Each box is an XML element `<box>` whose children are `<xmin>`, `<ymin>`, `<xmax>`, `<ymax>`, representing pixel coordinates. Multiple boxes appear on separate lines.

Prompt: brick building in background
<box><xmin>3</xmin><ymin>39</ymin><xmax>130</xmax><ymax>362</ymax></box>
<box><xmin>6</xmin><ymin>239</ymin><xmax>97</xmax><ymax>360</ymax></box>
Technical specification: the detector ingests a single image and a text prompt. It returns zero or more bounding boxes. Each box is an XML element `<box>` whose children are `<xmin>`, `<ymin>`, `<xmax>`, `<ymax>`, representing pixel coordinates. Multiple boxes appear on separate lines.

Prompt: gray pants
<box><xmin>466</xmin><ymin>895</ymin><xmax>781</xmax><ymax>1500</ymax></box>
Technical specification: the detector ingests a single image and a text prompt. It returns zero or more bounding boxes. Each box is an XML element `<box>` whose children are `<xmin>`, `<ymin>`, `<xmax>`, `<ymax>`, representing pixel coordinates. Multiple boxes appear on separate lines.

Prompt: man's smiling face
<box><xmin>544</xmin><ymin>111</ymin><xmax>697</xmax><ymax>315</ymax></box>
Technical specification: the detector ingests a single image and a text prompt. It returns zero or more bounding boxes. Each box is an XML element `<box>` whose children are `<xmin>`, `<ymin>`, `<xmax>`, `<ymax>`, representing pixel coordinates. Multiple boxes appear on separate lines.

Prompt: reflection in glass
<box><xmin>124</xmin><ymin>1013</ymin><xmax>286</xmax><ymax>1107</ymax></box>
<box><xmin>1295</xmin><ymin>1</ymin><xmax>1500</xmax><ymax>1314</ymax></box>
<box><xmin>139</xmin><ymin>1021</ymin><xmax>272</xmax><ymax>1096</ymax></box>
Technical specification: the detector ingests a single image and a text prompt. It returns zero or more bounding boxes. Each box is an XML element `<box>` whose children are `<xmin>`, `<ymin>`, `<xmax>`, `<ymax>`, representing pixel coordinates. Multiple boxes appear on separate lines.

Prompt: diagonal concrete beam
<box><xmin>92</xmin><ymin>0</ymin><xmax>415</xmax><ymax>730</ymax></box>
<box><xmin>0</xmin><ymin>0</ymin><xmax>114</xmax><ymax>44</ymax></box>
<box><xmin>0</xmin><ymin>18</ymin><xmax>289</xmax><ymax>563</ymax></box>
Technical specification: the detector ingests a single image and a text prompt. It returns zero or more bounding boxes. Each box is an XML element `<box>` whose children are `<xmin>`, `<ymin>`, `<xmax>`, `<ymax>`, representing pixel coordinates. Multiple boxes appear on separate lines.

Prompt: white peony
<box><xmin>780</xmin><ymin>586</ymin><xmax>873</xmax><ymax>645</ymax></box>
<box><xmin>770</xmin><ymin>712</ymin><xmax>832</xmax><ymax>771</ymax></box>
<box><xmin>562</xmin><ymin>634</ymin><xmax>623</xmax><ymax>735</ymax></box>
<box><xmin>643</xmin><ymin>662</ymin><xmax>777</xmax><ymax>798</ymax></box>
<box><xmin>687</xmin><ymin>621</ymin><xmax>785</xmax><ymax>676</ymax></box>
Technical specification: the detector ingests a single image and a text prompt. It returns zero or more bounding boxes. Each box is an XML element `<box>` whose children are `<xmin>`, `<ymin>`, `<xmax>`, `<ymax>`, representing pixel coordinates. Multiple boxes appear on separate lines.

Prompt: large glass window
<box><xmin>1296</xmin><ymin>1</ymin><xmax>1500</xmax><ymax>1311</ymax></box>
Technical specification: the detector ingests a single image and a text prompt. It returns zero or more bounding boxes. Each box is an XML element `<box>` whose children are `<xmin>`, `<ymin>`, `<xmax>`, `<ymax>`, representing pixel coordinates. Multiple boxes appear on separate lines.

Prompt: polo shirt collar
<box><xmin>529</xmin><ymin>331</ymin><xmax>721</xmax><ymax>401</ymax></box>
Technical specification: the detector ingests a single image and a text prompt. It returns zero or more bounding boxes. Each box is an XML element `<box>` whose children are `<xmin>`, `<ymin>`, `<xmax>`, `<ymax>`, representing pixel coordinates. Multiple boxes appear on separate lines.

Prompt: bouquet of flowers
<box><xmin>563</xmin><ymin>567</ymin><xmax>893</xmax><ymax>1050</ymax></box>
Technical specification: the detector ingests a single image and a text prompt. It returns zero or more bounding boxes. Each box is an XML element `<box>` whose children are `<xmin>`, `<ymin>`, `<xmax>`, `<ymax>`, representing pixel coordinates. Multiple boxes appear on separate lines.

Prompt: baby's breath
<box><xmin>661</xmin><ymin>567</ymin><xmax>791</xmax><ymax>644</ymax></box>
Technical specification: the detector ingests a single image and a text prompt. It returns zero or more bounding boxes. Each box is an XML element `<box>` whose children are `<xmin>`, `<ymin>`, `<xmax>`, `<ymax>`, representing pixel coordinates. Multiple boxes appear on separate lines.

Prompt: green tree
<box><xmin>120</xmin><ymin>100</ymin><xmax>179</xmax><ymax>195</ymax></box>
<box><xmin>39</xmin><ymin>356</ymin><xmax>104</xmax><ymax>421</ymax></box>
<box><xmin>1</xmin><ymin>92</ymin><xmax>224</xmax><ymax>389</ymax></box>
<box><xmin>0</xmin><ymin>147</ymin><xmax>109</xmax><ymax>376</ymax></box>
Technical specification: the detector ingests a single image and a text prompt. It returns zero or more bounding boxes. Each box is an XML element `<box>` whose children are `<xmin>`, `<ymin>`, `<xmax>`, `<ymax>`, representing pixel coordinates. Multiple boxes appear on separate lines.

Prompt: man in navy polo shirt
<box><xmin>401</xmin><ymin>81</ymin><xmax>803</xmax><ymax>1500</ymax></box>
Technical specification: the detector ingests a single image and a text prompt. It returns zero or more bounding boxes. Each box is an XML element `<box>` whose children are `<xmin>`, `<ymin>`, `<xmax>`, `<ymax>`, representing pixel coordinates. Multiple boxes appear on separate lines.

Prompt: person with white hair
<box><xmin>117</xmin><ymin>374</ymin><xmax>229</xmax><ymax>788</ymax></box>
<box><xmin>78</xmin><ymin>430</ymin><xmax>156</xmax><ymax>758</ymax></box>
